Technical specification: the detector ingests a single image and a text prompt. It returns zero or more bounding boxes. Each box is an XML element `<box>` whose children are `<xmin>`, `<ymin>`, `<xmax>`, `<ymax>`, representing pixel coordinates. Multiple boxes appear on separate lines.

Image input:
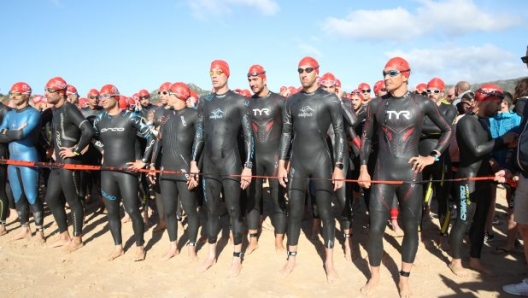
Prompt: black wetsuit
<box><xmin>450</xmin><ymin>113</ymin><xmax>506</xmax><ymax>259</ymax></box>
<box><xmin>279</xmin><ymin>88</ymin><xmax>346</xmax><ymax>248</ymax></box>
<box><xmin>150</xmin><ymin>107</ymin><xmax>200</xmax><ymax>244</ymax></box>
<box><xmin>360</xmin><ymin>92</ymin><xmax>452</xmax><ymax>266</ymax></box>
<box><xmin>419</xmin><ymin>101</ymin><xmax>457</xmax><ymax>233</ymax></box>
<box><xmin>92</xmin><ymin>110</ymin><xmax>154</xmax><ymax>246</ymax></box>
<box><xmin>246</xmin><ymin>92</ymin><xmax>287</xmax><ymax>234</ymax></box>
<box><xmin>45</xmin><ymin>102</ymin><xmax>94</xmax><ymax>236</ymax></box>
<box><xmin>191</xmin><ymin>90</ymin><xmax>253</xmax><ymax>246</ymax></box>
<box><xmin>81</xmin><ymin>106</ymin><xmax>104</xmax><ymax>119</ymax></box>
<box><xmin>0</xmin><ymin>103</ymin><xmax>11</xmax><ymax>225</ymax></box>
<box><xmin>79</xmin><ymin>108</ymin><xmax>104</xmax><ymax>201</ymax></box>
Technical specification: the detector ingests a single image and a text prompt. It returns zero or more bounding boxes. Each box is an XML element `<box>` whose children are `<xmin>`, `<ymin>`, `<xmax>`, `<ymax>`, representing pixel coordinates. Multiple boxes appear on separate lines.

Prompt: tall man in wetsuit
<box><xmin>92</xmin><ymin>84</ymin><xmax>155</xmax><ymax>261</ymax></box>
<box><xmin>245</xmin><ymin>64</ymin><xmax>287</xmax><ymax>253</ymax></box>
<box><xmin>189</xmin><ymin>59</ymin><xmax>253</xmax><ymax>278</ymax></box>
<box><xmin>277</xmin><ymin>56</ymin><xmax>345</xmax><ymax>283</ymax></box>
<box><xmin>43</xmin><ymin>77</ymin><xmax>95</xmax><ymax>252</ymax></box>
<box><xmin>420</xmin><ymin>77</ymin><xmax>457</xmax><ymax>249</ymax></box>
<box><xmin>148</xmin><ymin>82</ymin><xmax>200</xmax><ymax>261</ymax></box>
<box><xmin>358</xmin><ymin>57</ymin><xmax>452</xmax><ymax>298</ymax></box>
<box><xmin>0</xmin><ymin>82</ymin><xmax>44</xmax><ymax>242</ymax></box>
<box><xmin>449</xmin><ymin>84</ymin><xmax>516</xmax><ymax>277</ymax></box>
<box><xmin>0</xmin><ymin>98</ymin><xmax>11</xmax><ymax>236</ymax></box>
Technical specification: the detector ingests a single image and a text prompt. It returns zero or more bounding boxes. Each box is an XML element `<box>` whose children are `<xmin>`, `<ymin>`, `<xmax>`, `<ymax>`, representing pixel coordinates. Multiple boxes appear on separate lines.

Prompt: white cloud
<box><xmin>386</xmin><ymin>44</ymin><xmax>526</xmax><ymax>84</ymax></box>
<box><xmin>188</xmin><ymin>0</ymin><xmax>279</xmax><ymax>19</ymax></box>
<box><xmin>298</xmin><ymin>43</ymin><xmax>322</xmax><ymax>58</ymax></box>
<box><xmin>321</xmin><ymin>0</ymin><xmax>523</xmax><ymax>41</ymax></box>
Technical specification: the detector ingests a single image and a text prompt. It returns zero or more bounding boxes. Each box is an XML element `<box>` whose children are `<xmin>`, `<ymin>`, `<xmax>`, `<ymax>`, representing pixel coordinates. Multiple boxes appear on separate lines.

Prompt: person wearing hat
<box><xmin>0</xmin><ymin>82</ymin><xmax>44</xmax><ymax>242</ymax></box>
<box><xmin>91</xmin><ymin>84</ymin><xmax>155</xmax><ymax>261</ymax></box>
<box><xmin>148</xmin><ymin>82</ymin><xmax>200</xmax><ymax>261</ymax></box>
<box><xmin>277</xmin><ymin>56</ymin><xmax>345</xmax><ymax>283</ymax></box>
<box><xmin>66</xmin><ymin>84</ymin><xmax>79</xmax><ymax>105</ymax></box>
<box><xmin>0</xmin><ymin>94</ymin><xmax>11</xmax><ymax>236</ymax></box>
<box><xmin>358</xmin><ymin>57</ymin><xmax>452</xmax><ymax>297</ymax></box>
<box><xmin>188</xmin><ymin>59</ymin><xmax>254</xmax><ymax>278</ymax></box>
<box><xmin>245</xmin><ymin>64</ymin><xmax>287</xmax><ymax>254</ymax></box>
<box><xmin>43</xmin><ymin>77</ymin><xmax>95</xmax><ymax>253</ymax></box>
<box><xmin>449</xmin><ymin>84</ymin><xmax>517</xmax><ymax>277</ymax></box>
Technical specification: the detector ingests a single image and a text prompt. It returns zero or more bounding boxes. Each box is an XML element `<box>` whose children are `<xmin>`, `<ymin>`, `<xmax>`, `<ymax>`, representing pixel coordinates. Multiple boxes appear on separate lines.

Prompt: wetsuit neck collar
<box><xmin>15</xmin><ymin>103</ymin><xmax>30</xmax><ymax>112</ymax></box>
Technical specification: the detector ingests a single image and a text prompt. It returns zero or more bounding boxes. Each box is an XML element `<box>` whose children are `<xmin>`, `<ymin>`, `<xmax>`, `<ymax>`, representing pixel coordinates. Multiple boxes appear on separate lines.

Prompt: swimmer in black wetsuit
<box><xmin>92</xmin><ymin>84</ymin><xmax>154</xmax><ymax>261</ymax></box>
<box><xmin>189</xmin><ymin>60</ymin><xmax>253</xmax><ymax>278</ymax></box>
<box><xmin>148</xmin><ymin>82</ymin><xmax>200</xmax><ymax>261</ymax></box>
<box><xmin>277</xmin><ymin>57</ymin><xmax>345</xmax><ymax>283</ymax></box>
<box><xmin>0</xmin><ymin>100</ymin><xmax>11</xmax><ymax>236</ymax></box>
<box><xmin>43</xmin><ymin>77</ymin><xmax>94</xmax><ymax>253</ymax></box>
<box><xmin>245</xmin><ymin>64</ymin><xmax>287</xmax><ymax>254</ymax></box>
<box><xmin>448</xmin><ymin>84</ymin><xmax>517</xmax><ymax>277</ymax></box>
<box><xmin>0</xmin><ymin>82</ymin><xmax>44</xmax><ymax>243</ymax></box>
<box><xmin>358</xmin><ymin>57</ymin><xmax>452</xmax><ymax>298</ymax></box>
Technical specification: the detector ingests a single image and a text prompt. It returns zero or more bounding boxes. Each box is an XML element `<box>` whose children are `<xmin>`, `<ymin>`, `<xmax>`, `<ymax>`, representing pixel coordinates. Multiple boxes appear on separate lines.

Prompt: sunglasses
<box><xmin>320</xmin><ymin>80</ymin><xmax>336</xmax><ymax>86</ymax></box>
<box><xmin>45</xmin><ymin>88</ymin><xmax>58</xmax><ymax>93</ymax></box>
<box><xmin>158</xmin><ymin>91</ymin><xmax>168</xmax><ymax>95</ymax></box>
<box><xmin>350</xmin><ymin>91</ymin><xmax>362</xmax><ymax>95</ymax></box>
<box><xmin>98</xmin><ymin>94</ymin><xmax>118</xmax><ymax>100</ymax></box>
<box><xmin>10</xmin><ymin>92</ymin><xmax>24</xmax><ymax>97</ymax></box>
<box><xmin>522</xmin><ymin>56</ymin><xmax>527</xmax><ymax>63</ymax></box>
<box><xmin>247</xmin><ymin>71</ymin><xmax>265</xmax><ymax>77</ymax></box>
<box><xmin>426</xmin><ymin>89</ymin><xmax>441</xmax><ymax>94</ymax></box>
<box><xmin>88</xmin><ymin>95</ymin><xmax>98</xmax><ymax>99</ymax></box>
<box><xmin>477</xmin><ymin>89</ymin><xmax>505</xmax><ymax>100</ymax></box>
<box><xmin>209</xmin><ymin>70</ymin><xmax>224</xmax><ymax>76</ymax></box>
<box><xmin>139</xmin><ymin>96</ymin><xmax>150</xmax><ymax>100</ymax></box>
<box><xmin>383</xmin><ymin>69</ymin><xmax>410</xmax><ymax>77</ymax></box>
<box><xmin>362</xmin><ymin>89</ymin><xmax>371</xmax><ymax>93</ymax></box>
<box><xmin>167</xmin><ymin>91</ymin><xmax>180</xmax><ymax>97</ymax></box>
<box><xmin>297</xmin><ymin>67</ymin><xmax>317</xmax><ymax>74</ymax></box>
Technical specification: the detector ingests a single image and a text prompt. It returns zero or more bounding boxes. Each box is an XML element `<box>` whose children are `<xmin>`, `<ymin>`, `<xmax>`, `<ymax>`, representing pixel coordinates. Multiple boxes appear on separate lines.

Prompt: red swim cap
<box><xmin>335</xmin><ymin>79</ymin><xmax>341</xmax><ymax>88</ymax></box>
<box><xmin>350</xmin><ymin>89</ymin><xmax>365</xmax><ymax>101</ymax></box>
<box><xmin>78</xmin><ymin>97</ymin><xmax>88</xmax><ymax>108</ymax></box>
<box><xmin>475</xmin><ymin>84</ymin><xmax>504</xmax><ymax>102</ymax></box>
<box><xmin>45</xmin><ymin>77</ymin><xmax>68</xmax><ymax>95</ymax></box>
<box><xmin>384</xmin><ymin>57</ymin><xmax>411</xmax><ymax>78</ymax></box>
<box><xmin>138</xmin><ymin>89</ymin><xmax>150</xmax><ymax>98</ymax></box>
<box><xmin>159</xmin><ymin>82</ymin><xmax>171</xmax><ymax>92</ymax></box>
<box><xmin>373</xmin><ymin>80</ymin><xmax>385</xmax><ymax>95</ymax></box>
<box><xmin>234</xmin><ymin>88</ymin><xmax>252</xmax><ymax>98</ymax></box>
<box><xmin>415</xmin><ymin>83</ymin><xmax>427</xmax><ymax>93</ymax></box>
<box><xmin>358</xmin><ymin>82</ymin><xmax>371</xmax><ymax>91</ymax></box>
<box><xmin>427</xmin><ymin>77</ymin><xmax>445</xmax><ymax>91</ymax></box>
<box><xmin>87</xmin><ymin>88</ymin><xmax>99</xmax><ymax>98</ymax></box>
<box><xmin>298</xmin><ymin>56</ymin><xmax>320</xmax><ymax>74</ymax></box>
<box><xmin>248</xmin><ymin>64</ymin><xmax>266</xmax><ymax>79</ymax></box>
<box><xmin>32</xmin><ymin>95</ymin><xmax>44</xmax><ymax>103</ymax></box>
<box><xmin>210</xmin><ymin>59</ymin><xmax>230</xmax><ymax>78</ymax></box>
<box><xmin>169</xmin><ymin>82</ymin><xmax>191</xmax><ymax>101</ymax></box>
<box><xmin>66</xmin><ymin>84</ymin><xmax>78</xmax><ymax>96</ymax></box>
<box><xmin>99</xmin><ymin>84</ymin><xmax>120</xmax><ymax>99</ymax></box>
<box><xmin>118</xmin><ymin>95</ymin><xmax>129</xmax><ymax>110</ymax></box>
<box><xmin>319</xmin><ymin>72</ymin><xmax>336</xmax><ymax>86</ymax></box>
<box><xmin>279</xmin><ymin>86</ymin><xmax>287</xmax><ymax>93</ymax></box>
<box><xmin>11</xmin><ymin>82</ymin><xmax>32</xmax><ymax>95</ymax></box>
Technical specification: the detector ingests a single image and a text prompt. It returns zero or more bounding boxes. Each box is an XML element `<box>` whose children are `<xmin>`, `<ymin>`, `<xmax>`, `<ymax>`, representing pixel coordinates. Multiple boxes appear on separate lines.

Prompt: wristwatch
<box><xmin>335</xmin><ymin>163</ymin><xmax>344</xmax><ymax>170</ymax></box>
<box><xmin>244</xmin><ymin>161</ymin><xmax>253</xmax><ymax>169</ymax></box>
<box><xmin>429</xmin><ymin>151</ymin><xmax>440</xmax><ymax>162</ymax></box>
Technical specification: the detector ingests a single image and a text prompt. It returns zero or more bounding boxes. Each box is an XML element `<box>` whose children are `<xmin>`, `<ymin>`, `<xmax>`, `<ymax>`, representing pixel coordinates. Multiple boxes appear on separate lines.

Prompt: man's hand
<box><xmin>358</xmin><ymin>165</ymin><xmax>371</xmax><ymax>189</ymax></box>
<box><xmin>408</xmin><ymin>155</ymin><xmax>435</xmax><ymax>172</ymax></box>
<box><xmin>59</xmin><ymin>146</ymin><xmax>78</xmax><ymax>159</ymax></box>
<box><xmin>187</xmin><ymin>161</ymin><xmax>200</xmax><ymax>189</ymax></box>
<box><xmin>278</xmin><ymin>160</ymin><xmax>289</xmax><ymax>188</ymax></box>
<box><xmin>148</xmin><ymin>165</ymin><xmax>157</xmax><ymax>184</ymax></box>
<box><xmin>240</xmin><ymin>167</ymin><xmax>252</xmax><ymax>190</ymax></box>
<box><xmin>332</xmin><ymin>167</ymin><xmax>344</xmax><ymax>191</ymax></box>
<box><xmin>126</xmin><ymin>160</ymin><xmax>146</xmax><ymax>171</ymax></box>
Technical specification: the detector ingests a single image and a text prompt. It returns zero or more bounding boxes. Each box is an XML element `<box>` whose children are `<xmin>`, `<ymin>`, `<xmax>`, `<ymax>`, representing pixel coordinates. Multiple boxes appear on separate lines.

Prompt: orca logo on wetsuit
<box><xmin>100</xmin><ymin>127</ymin><xmax>125</xmax><ymax>133</ymax></box>
<box><xmin>253</xmin><ymin>108</ymin><xmax>270</xmax><ymax>116</ymax></box>
<box><xmin>209</xmin><ymin>109</ymin><xmax>224</xmax><ymax>119</ymax></box>
<box><xmin>386</xmin><ymin>110</ymin><xmax>411</xmax><ymax>120</ymax></box>
<box><xmin>298</xmin><ymin>106</ymin><xmax>315</xmax><ymax>118</ymax></box>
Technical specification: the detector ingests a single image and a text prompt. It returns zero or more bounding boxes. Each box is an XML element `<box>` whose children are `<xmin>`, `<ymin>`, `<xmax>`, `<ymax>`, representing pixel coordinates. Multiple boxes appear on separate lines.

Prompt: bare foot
<box><xmin>448</xmin><ymin>262</ymin><xmax>469</xmax><ymax>277</ymax></box>
<box><xmin>275</xmin><ymin>243</ymin><xmax>286</xmax><ymax>254</ymax></box>
<box><xmin>188</xmin><ymin>246</ymin><xmax>198</xmax><ymax>263</ymax></box>
<box><xmin>469</xmin><ymin>258</ymin><xmax>496</xmax><ymax>276</ymax></box>
<box><xmin>227</xmin><ymin>257</ymin><xmax>243</xmax><ymax>278</ymax></box>
<box><xmin>0</xmin><ymin>225</ymin><xmax>7</xmax><ymax>236</ymax></box>
<box><xmin>360</xmin><ymin>274</ymin><xmax>380</xmax><ymax>296</ymax></box>
<box><xmin>246</xmin><ymin>241</ymin><xmax>259</xmax><ymax>256</ymax></box>
<box><xmin>34</xmin><ymin>231</ymin><xmax>46</xmax><ymax>245</ymax></box>
<box><xmin>135</xmin><ymin>246</ymin><xmax>146</xmax><ymax>262</ymax></box>
<box><xmin>48</xmin><ymin>237</ymin><xmax>71</xmax><ymax>248</ymax></box>
<box><xmin>197</xmin><ymin>257</ymin><xmax>216</xmax><ymax>273</ymax></box>
<box><xmin>399</xmin><ymin>279</ymin><xmax>412</xmax><ymax>298</ymax></box>
<box><xmin>344</xmin><ymin>245</ymin><xmax>352</xmax><ymax>262</ymax></box>
<box><xmin>278</xmin><ymin>257</ymin><xmax>296</xmax><ymax>279</ymax></box>
<box><xmin>324</xmin><ymin>264</ymin><xmax>340</xmax><ymax>283</ymax></box>
<box><xmin>121</xmin><ymin>214</ymin><xmax>131</xmax><ymax>223</ymax></box>
<box><xmin>11</xmin><ymin>226</ymin><xmax>31</xmax><ymax>241</ymax></box>
<box><xmin>108</xmin><ymin>246</ymin><xmax>124</xmax><ymax>261</ymax></box>
<box><xmin>161</xmin><ymin>244</ymin><xmax>179</xmax><ymax>261</ymax></box>
<box><xmin>64</xmin><ymin>241</ymin><xmax>84</xmax><ymax>253</ymax></box>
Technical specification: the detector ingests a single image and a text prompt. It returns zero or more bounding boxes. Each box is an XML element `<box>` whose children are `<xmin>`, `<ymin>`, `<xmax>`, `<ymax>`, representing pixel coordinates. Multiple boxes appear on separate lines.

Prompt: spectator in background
<box><xmin>66</xmin><ymin>84</ymin><xmax>79</xmax><ymax>105</ymax></box>
<box><xmin>513</xmin><ymin>77</ymin><xmax>528</xmax><ymax>120</ymax></box>
<box><xmin>452</xmin><ymin>81</ymin><xmax>471</xmax><ymax>106</ymax></box>
<box><xmin>358</xmin><ymin>82</ymin><xmax>372</xmax><ymax>103</ymax></box>
<box><xmin>446</xmin><ymin>87</ymin><xmax>456</xmax><ymax>103</ymax></box>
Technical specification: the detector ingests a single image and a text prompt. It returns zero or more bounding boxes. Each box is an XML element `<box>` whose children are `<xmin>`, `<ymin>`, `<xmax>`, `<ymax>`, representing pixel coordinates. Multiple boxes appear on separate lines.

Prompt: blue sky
<box><xmin>1</xmin><ymin>0</ymin><xmax>526</xmax><ymax>97</ymax></box>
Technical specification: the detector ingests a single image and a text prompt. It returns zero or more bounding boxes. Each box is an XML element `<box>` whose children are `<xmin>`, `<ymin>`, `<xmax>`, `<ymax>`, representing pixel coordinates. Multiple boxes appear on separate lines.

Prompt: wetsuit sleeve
<box><xmin>149</xmin><ymin>129</ymin><xmax>162</xmax><ymax>165</ymax></box>
<box><xmin>457</xmin><ymin>117</ymin><xmax>505</xmax><ymax>157</ymax></box>
<box><xmin>0</xmin><ymin>111</ymin><xmax>40</xmax><ymax>142</ymax></box>
<box><xmin>191</xmin><ymin>100</ymin><xmax>205</xmax><ymax>162</ymax></box>
<box><xmin>91</xmin><ymin>115</ymin><xmax>104</xmax><ymax>153</ymax></box>
<box><xmin>279</xmin><ymin>100</ymin><xmax>293</xmax><ymax>161</ymax></box>
<box><xmin>341</xmin><ymin>100</ymin><xmax>361</xmax><ymax>149</ymax></box>
<box><xmin>133</xmin><ymin>114</ymin><xmax>155</xmax><ymax>163</ymax></box>
<box><xmin>359</xmin><ymin>100</ymin><xmax>377</xmax><ymax>166</ymax></box>
<box><xmin>329</xmin><ymin>95</ymin><xmax>346</xmax><ymax>164</ymax></box>
<box><xmin>423</xmin><ymin>98</ymin><xmax>453</xmax><ymax>154</ymax></box>
<box><xmin>66</xmin><ymin>105</ymin><xmax>95</xmax><ymax>153</ymax></box>
<box><xmin>241</xmin><ymin>99</ymin><xmax>254</xmax><ymax>167</ymax></box>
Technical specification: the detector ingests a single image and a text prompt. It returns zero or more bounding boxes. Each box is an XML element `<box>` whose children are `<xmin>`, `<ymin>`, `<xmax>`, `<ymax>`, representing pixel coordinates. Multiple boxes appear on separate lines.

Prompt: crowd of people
<box><xmin>1</xmin><ymin>46</ymin><xmax>528</xmax><ymax>297</ymax></box>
